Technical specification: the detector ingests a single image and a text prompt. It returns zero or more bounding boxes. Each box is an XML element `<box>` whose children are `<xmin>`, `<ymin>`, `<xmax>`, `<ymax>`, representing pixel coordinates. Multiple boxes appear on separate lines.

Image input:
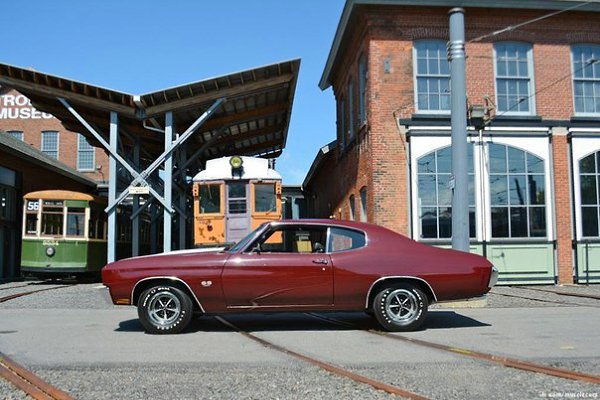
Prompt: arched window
<box><xmin>416</xmin><ymin>145</ymin><xmax>475</xmax><ymax>239</ymax></box>
<box><xmin>580</xmin><ymin>151</ymin><xmax>600</xmax><ymax>236</ymax></box>
<box><xmin>349</xmin><ymin>195</ymin><xmax>356</xmax><ymax>221</ymax></box>
<box><xmin>489</xmin><ymin>143</ymin><xmax>546</xmax><ymax>238</ymax></box>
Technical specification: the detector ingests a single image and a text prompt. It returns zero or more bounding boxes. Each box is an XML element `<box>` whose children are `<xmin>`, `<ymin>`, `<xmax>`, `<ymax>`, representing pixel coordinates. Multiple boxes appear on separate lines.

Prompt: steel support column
<box><xmin>132</xmin><ymin>139</ymin><xmax>141</xmax><ymax>257</ymax></box>
<box><xmin>107</xmin><ymin>112</ymin><xmax>118</xmax><ymax>263</ymax></box>
<box><xmin>178</xmin><ymin>146</ymin><xmax>187</xmax><ymax>250</ymax></box>
<box><xmin>448</xmin><ymin>8</ymin><xmax>470</xmax><ymax>252</ymax></box>
<box><xmin>164</xmin><ymin>112</ymin><xmax>174</xmax><ymax>252</ymax></box>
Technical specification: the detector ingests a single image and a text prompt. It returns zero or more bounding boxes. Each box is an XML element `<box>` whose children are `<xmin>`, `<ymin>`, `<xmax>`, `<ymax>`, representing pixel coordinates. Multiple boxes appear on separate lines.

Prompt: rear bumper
<box><xmin>99</xmin><ymin>285</ymin><xmax>116</xmax><ymax>306</ymax></box>
<box><xmin>488</xmin><ymin>266</ymin><xmax>499</xmax><ymax>288</ymax></box>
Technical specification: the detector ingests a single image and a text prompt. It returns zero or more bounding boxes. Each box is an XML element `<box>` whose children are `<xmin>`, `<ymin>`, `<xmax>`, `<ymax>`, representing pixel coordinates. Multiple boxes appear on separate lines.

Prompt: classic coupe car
<box><xmin>102</xmin><ymin>220</ymin><xmax>498</xmax><ymax>334</ymax></box>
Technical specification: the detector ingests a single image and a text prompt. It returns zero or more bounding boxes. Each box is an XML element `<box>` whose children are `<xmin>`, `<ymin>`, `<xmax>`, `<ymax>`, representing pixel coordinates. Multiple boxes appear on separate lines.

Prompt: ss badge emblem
<box><xmin>201</xmin><ymin>280</ymin><xmax>212</xmax><ymax>287</ymax></box>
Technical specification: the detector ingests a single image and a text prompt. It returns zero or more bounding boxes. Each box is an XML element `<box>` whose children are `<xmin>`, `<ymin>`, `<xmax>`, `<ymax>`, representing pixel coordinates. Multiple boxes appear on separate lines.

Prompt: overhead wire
<box><xmin>469</xmin><ymin>0</ymin><xmax>600</xmax><ymax>43</ymax></box>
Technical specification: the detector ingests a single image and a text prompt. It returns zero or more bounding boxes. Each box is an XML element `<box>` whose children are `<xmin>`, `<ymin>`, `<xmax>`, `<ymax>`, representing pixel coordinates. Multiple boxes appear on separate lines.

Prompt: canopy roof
<box><xmin>0</xmin><ymin>59</ymin><xmax>300</xmax><ymax>168</ymax></box>
<box><xmin>23</xmin><ymin>189</ymin><xmax>105</xmax><ymax>203</ymax></box>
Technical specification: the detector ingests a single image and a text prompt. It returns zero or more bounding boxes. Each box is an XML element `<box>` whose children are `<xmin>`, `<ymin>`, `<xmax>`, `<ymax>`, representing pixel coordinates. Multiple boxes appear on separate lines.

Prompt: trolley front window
<box><xmin>66</xmin><ymin>207</ymin><xmax>86</xmax><ymax>237</ymax></box>
<box><xmin>255</xmin><ymin>183</ymin><xmax>276</xmax><ymax>213</ymax></box>
<box><xmin>41</xmin><ymin>201</ymin><xmax>64</xmax><ymax>236</ymax></box>
<box><xmin>200</xmin><ymin>184</ymin><xmax>221</xmax><ymax>214</ymax></box>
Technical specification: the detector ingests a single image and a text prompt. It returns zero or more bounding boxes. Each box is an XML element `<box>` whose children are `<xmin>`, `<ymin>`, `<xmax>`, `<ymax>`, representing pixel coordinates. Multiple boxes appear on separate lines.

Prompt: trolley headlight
<box><xmin>46</xmin><ymin>246</ymin><xmax>56</xmax><ymax>257</ymax></box>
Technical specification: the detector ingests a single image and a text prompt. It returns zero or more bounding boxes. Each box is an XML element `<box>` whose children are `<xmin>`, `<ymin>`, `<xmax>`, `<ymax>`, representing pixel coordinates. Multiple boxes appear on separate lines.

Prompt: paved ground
<box><xmin>1</xmin><ymin>282</ymin><xmax>599</xmax><ymax>399</ymax></box>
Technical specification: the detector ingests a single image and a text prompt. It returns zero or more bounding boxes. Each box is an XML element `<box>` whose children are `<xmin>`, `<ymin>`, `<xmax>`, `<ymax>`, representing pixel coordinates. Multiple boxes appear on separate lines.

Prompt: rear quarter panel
<box><xmin>331</xmin><ymin>226</ymin><xmax>492</xmax><ymax>308</ymax></box>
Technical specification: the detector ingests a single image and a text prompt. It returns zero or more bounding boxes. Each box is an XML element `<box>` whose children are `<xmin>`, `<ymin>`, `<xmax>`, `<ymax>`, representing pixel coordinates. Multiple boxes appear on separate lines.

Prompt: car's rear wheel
<box><xmin>372</xmin><ymin>283</ymin><xmax>428</xmax><ymax>332</ymax></box>
<box><xmin>137</xmin><ymin>285</ymin><xmax>193</xmax><ymax>334</ymax></box>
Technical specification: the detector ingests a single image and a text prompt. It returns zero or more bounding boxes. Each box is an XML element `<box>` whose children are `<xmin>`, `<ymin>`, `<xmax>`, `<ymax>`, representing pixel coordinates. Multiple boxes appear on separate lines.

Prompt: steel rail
<box><xmin>305</xmin><ymin>313</ymin><xmax>600</xmax><ymax>386</ymax></box>
<box><xmin>215</xmin><ymin>316</ymin><xmax>430</xmax><ymax>400</ymax></box>
<box><xmin>0</xmin><ymin>286</ymin><xmax>71</xmax><ymax>303</ymax></box>
<box><xmin>0</xmin><ymin>352</ymin><xmax>74</xmax><ymax>400</ymax></box>
<box><xmin>0</xmin><ymin>284</ymin><xmax>31</xmax><ymax>291</ymax></box>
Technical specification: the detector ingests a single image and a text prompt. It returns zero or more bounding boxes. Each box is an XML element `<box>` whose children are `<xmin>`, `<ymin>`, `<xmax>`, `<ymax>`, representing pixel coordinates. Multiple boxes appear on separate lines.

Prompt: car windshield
<box><xmin>227</xmin><ymin>224</ymin><xmax>266</xmax><ymax>253</ymax></box>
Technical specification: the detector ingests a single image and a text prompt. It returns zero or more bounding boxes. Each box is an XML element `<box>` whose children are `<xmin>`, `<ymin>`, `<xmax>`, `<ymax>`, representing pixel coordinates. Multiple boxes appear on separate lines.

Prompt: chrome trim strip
<box><xmin>488</xmin><ymin>266</ymin><xmax>499</xmax><ymax>288</ymax></box>
<box><xmin>131</xmin><ymin>276</ymin><xmax>206</xmax><ymax>313</ymax></box>
<box><xmin>364</xmin><ymin>276</ymin><xmax>438</xmax><ymax>308</ymax></box>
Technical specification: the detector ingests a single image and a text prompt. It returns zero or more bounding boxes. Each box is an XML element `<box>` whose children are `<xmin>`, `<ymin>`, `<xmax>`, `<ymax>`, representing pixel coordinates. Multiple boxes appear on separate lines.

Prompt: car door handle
<box><xmin>312</xmin><ymin>259</ymin><xmax>328</xmax><ymax>265</ymax></box>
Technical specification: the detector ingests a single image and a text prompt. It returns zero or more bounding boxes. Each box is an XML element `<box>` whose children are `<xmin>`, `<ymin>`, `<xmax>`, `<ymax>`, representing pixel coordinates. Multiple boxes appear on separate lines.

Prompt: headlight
<box><xmin>46</xmin><ymin>247</ymin><xmax>56</xmax><ymax>257</ymax></box>
<box><xmin>488</xmin><ymin>266</ymin><xmax>499</xmax><ymax>288</ymax></box>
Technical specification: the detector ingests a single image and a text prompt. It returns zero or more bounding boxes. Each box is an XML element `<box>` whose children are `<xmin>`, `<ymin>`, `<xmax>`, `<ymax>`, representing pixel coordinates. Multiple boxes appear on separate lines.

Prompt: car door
<box><xmin>221</xmin><ymin>225</ymin><xmax>333</xmax><ymax>308</ymax></box>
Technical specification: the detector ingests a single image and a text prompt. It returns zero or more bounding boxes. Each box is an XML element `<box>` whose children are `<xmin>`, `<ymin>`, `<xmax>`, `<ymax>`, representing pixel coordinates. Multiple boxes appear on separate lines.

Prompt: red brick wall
<box><xmin>0</xmin><ymin>89</ymin><xmax>109</xmax><ymax>183</ymax></box>
<box><xmin>308</xmin><ymin>5</ymin><xmax>600</xmax><ymax>283</ymax></box>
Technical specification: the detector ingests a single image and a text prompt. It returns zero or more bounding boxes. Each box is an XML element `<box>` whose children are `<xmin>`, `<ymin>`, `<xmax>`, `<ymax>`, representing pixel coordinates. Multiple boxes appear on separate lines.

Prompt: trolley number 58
<box><xmin>27</xmin><ymin>201</ymin><xmax>40</xmax><ymax>211</ymax></box>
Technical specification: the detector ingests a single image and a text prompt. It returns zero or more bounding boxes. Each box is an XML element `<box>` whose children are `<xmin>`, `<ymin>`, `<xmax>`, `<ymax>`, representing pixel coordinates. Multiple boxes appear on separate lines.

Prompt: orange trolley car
<box><xmin>192</xmin><ymin>156</ymin><xmax>282</xmax><ymax>246</ymax></box>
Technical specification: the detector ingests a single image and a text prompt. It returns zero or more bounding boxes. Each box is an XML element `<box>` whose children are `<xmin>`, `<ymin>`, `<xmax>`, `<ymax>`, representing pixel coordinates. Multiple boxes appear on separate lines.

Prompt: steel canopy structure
<box><xmin>0</xmin><ymin>59</ymin><xmax>300</xmax><ymax>262</ymax></box>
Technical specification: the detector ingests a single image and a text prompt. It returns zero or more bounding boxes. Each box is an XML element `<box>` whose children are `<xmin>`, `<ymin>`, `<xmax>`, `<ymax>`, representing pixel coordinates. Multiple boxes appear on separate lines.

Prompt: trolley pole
<box><xmin>448</xmin><ymin>8</ymin><xmax>470</xmax><ymax>252</ymax></box>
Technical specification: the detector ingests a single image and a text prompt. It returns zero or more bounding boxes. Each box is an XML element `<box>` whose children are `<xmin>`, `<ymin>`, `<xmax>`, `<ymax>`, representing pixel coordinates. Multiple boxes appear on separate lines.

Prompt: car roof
<box><xmin>271</xmin><ymin>219</ymin><xmax>381</xmax><ymax>231</ymax></box>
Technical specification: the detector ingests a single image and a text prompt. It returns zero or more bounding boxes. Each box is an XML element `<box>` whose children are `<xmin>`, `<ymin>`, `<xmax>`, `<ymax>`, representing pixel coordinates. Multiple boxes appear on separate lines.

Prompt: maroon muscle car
<box><xmin>102</xmin><ymin>220</ymin><xmax>498</xmax><ymax>334</ymax></box>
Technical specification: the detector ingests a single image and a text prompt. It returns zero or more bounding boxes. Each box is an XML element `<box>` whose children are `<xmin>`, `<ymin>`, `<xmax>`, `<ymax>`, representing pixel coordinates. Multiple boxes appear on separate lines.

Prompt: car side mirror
<box><xmin>314</xmin><ymin>242</ymin><xmax>325</xmax><ymax>253</ymax></box>
<box><xmin>251</xmin><ymin>244</ymin><xmax>261</xmax><ymax>254</ymax></box>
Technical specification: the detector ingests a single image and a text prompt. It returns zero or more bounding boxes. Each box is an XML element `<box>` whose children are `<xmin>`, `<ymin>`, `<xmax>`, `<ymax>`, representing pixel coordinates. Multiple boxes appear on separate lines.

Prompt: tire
<box><xmin>137</xmin><ymin>285</ymin><xmax>193</xmax><ymax>334</ymax></box>
<box><xmin>372</xmin><ymin>283</ymin><xmax>428</xmax><ymax>332</ymax></box>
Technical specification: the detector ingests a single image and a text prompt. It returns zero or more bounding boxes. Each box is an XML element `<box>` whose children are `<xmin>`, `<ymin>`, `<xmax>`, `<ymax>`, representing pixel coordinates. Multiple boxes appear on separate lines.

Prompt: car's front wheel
<box><xmin>372</xmin><ymin>283</ymin><xmax>428</xmax><ymax>332</ymax></box>
<box><xmin>137</xmin><ymin>285</ymin><xmax>193</xmax><ymax>334</ymax></box>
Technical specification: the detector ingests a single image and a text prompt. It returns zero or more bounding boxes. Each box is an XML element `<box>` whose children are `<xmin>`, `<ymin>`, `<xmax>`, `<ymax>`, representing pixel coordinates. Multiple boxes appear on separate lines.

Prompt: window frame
<box><xmin>571</xmin><ymin>44</ymin><xmax>600</xmax><ymax>117</ymax></box>
<box><xmin>198</xmin><ymin>183</ymin><xmax>223</xmax><ymax>215</ymax></box>
<box><xmin>245</xmin><ymin>224</ymin><xmax>328</xmax><ymax>254</ymax></box>
<box><xmin>338</xmin><ymin>96</ymin><xmax>346</xmax><ymax>150</ymax></box>
<box><xmin>359</xmin><ymin>187</ymin><xmax>367</xmax><ymax>222</ymax></box>
<box><xmin>347</xmin><ymin>77</ymin><xmax>355</xmax><ymax>141</ymax></box>
<box><xmin>253</xmin><ymin>181</ymin><xmax>278</xmax><ymax>214</ymax></box>
<box><xmin>349</xmin><ymin>194</ymin><xmax>356</xmax><ymax>221</ymax></box>
<box><xmin>41</xmin><ymin>130</ymin><xmax>60</xmax><ymax>160</ymax></box>
<box><xmin>77</xmin><ymin>134</ymin><xmax>96</xmax><ymax>171</ymax></box>
<box><xmin>7</xmin><ymin>131</ymin><xmax>23</xmax><ymax>141</ymax></box>
<box><xmin>493</xmin><ymin>42</ymin><xmax>536</xmax><ymax>116</ymax></box>
<box><xmin>358</xmin><ymin>53</ymin><xmax>368</xmax><ymax>125</ymax></box>
<box><xmin>413</xmin><ymin>40</ymin><xmax>451</xmax><ymax>114</ymax></box>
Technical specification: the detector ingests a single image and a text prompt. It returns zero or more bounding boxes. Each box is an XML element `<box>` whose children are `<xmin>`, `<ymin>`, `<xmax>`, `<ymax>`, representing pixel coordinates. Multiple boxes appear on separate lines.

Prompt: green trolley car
<box><xmin>21</xmin><ymin>190</ymin><xmax>108</xmax><ymax>279</ymax></box>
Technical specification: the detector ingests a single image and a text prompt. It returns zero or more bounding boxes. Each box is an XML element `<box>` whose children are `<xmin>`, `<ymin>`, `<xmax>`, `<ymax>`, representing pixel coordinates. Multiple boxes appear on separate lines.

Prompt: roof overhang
<box><xmin>302</xmin><ymin>140</ymin><xmax>337</xmax><ymax>189</ymax></box>
<box><xmin>0</xmin><ymin>59</ymin><xmax>300</xmax><ymax>166</ymax></box>
<box><xmin>319</xmin><ymin>0</ymin><xmax>600</xmax><ymax>90</ymax></box>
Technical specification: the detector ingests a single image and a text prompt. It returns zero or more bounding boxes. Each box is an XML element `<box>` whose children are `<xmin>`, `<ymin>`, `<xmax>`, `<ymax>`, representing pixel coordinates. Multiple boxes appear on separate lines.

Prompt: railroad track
<box><xmin>0</xmin><ymin>352</ymin><xmax>74</xmax><ymax>400</ymax></box>
<box><xmin>304</xmin><ymin>312</ymin><xmax>600</xmax><ymax>386</ymax></box>
<box><xmin>0</xmin><ymin>285</ymin><xmax>71</xmax><ymax>304</ymax></box>
<box><xmin>215</xmin><ymin>316</ymin><xmax>430</xmax><ymax>399</ymax></box>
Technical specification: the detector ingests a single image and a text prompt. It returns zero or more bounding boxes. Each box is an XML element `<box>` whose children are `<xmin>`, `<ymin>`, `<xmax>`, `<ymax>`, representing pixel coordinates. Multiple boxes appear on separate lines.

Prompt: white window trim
<box><xmin>412</xmin><ymin>40</ymin><xmax>451</xmax><ymax>115</ymax></box>
<box><xmin>410</xmin><ymin>134</ymin><xmax>553</xmax><ymax>242</ymax></box>
<box><xmin>77</xmin><ymin>134</ymin><xmax>96</xmax><ymax>172</ymax></box>
<box><xmin>41</xmin><ymin>131</ymin><xmax>60</xmax><ymax>160</ymax></box>
<box><xmin>493</xmin><ymin>42</ymin><xmax>536</xmax><ymax>117</ymax></box>
<box><xmin>571</xmin><ymin>135</ymin><xmax>600</xmax><ymax>239</ymax></box>
<box><xmin>571</xmin><ymin>44</ymin><xmax>600</xmax><ymax>117</ymax></box>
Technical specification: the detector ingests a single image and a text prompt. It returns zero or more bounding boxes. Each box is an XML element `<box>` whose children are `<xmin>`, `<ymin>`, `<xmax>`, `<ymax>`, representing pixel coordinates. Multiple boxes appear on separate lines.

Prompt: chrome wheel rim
<box><xmin>384</xmin><ymin>289</ymin><xmax>419</xmax><ymax>323</ymax></box>
<box><xmin>148</xmin><ymin>291</ymin><xmax>181</xmax><ymax>326</ymax></box>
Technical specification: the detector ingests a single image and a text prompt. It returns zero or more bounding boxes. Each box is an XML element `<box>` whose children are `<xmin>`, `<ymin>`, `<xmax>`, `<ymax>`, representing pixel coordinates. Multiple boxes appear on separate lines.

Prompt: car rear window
<box><xmin>328</xmin><ymin>227</ymin><xmax>366</xmax><ymax>252</ymax></box>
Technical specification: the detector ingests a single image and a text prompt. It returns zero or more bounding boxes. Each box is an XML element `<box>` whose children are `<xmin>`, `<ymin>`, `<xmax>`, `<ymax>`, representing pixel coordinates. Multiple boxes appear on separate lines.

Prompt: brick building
<box><xmin>0</xmin><ymin>87</ymin><xmax>109</xmax><ymax>186</ymax></box>
<box><xmin>304</xmin><ymin>0</ymin><xmax>600</xmax><ymax>285</ymax></box>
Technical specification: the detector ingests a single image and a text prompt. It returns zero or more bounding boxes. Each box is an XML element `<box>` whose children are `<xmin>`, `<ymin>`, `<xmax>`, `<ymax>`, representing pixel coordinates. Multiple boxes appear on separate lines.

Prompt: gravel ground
<box><xmin>0</xmin><ymin>282</ymin><xmax>113</xmax><ymax>310</ymax></box>
<box><xmin>0</xmin><ymin>377</ymin><xmax>28</xmax><ymax>400</ymax></box>
<box><xmin>31</xmin><ymin>363</ymin><xmax>397</xmax><ymax>400</ymax></box>
<box><xmin>487</xmin><ymin>286</ymin><xmax>600</xmax><ymax>308</ymax></box>
<box><xmin>347</xmin><ymin>362</ymin><xmax>600</xmax><ymax>400</ymax></box>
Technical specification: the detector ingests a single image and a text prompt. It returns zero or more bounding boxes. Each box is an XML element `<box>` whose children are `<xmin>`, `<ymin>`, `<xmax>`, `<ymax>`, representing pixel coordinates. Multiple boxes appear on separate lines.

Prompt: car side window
<box><xmin>249</xmin><ymin>226</ymin><xmax>327</xmax><ymax>253</ymax></box>
<box><xmin>328</xmin><ymin>227</ymin><xmax>366</xmax><ymax>252</ymax></box>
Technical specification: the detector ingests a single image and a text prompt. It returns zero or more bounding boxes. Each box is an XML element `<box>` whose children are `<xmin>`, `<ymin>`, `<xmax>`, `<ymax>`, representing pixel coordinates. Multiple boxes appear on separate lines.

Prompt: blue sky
<box><xmin>0</xmin><ymin>0</ymin><xmax>345</xmax><ymax>184</ymax></box>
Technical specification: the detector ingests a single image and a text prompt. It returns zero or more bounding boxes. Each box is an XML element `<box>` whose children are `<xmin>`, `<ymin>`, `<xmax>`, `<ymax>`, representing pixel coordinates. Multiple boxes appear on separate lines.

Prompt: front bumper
<box><xmin>488</xmin><ymin>266</ymin><xmax>499</xmax><ymax>288</ymax></box>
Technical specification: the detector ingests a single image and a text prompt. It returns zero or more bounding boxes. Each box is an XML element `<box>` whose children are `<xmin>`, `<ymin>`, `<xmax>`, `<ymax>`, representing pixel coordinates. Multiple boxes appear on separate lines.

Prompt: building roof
<box><xmin>0</xmin><ymin>131</ymin><xmax>96</xmax><ymax>188</ymax></box>
<box><xmin>0</xmin><ymin>59</ymin><xmax>300</xmax><ymax>174</ymax></box>
<box><xmin>319</xmin><ymin>0</ymin><xmax>600</xmax><ymax>89</ymax></box>
<box><xmin>302</xmin><ymin>140</ymin><xmax>337</xmax><ymax>189</ymax></box>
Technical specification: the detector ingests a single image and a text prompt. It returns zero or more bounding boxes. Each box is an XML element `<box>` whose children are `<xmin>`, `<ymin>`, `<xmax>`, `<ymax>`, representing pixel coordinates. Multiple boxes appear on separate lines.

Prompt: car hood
<box><xmin>103</xmin><ymin>248</ymin><xmax>229</xmax><ymax>271</ymax></box>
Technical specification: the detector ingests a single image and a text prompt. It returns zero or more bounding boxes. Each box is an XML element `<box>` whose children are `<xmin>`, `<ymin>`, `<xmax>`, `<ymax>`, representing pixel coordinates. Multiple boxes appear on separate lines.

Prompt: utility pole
<box><xmin>448</xmin><ymin>8</ymin><xmax>470</xmax><ymax>252</ymax></box>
